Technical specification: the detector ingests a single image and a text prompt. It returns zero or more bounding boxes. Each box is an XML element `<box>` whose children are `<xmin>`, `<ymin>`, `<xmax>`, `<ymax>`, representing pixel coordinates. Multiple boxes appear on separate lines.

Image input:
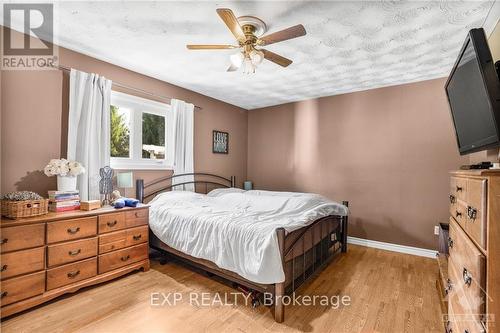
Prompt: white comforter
<box><xmin>149</xmin><ymin>189</ymin><xmax>348</xmax><ymax>284</ymax></box>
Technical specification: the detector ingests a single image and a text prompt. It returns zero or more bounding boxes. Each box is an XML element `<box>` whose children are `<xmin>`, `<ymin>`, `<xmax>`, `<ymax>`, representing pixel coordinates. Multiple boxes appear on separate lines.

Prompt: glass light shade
<box><xmin>243</xmin><ymin>58</ymin><xmax>255</xmax><ymax>74</ymax></box>
<box><xmin>230</xmin><ymin>52</ymin><xmax>244</xmax><ymax>68</ymax></box>
<box><xmin>249</xmin><ymin>50</ymin><xmax>264</xmax><ymax>65</ymax></box>
<box><xmin>117</xmin><ymin>171</ymin><xmax>134</xmax><ymax>188</ymax></box>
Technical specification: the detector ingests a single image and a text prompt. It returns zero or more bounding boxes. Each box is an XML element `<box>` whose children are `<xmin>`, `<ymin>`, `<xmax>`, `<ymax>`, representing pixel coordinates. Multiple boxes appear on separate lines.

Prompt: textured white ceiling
<box><xmin>4</xmin><ymin>1</ymin><xmax>496</xmax><ymax>109</ymax></box>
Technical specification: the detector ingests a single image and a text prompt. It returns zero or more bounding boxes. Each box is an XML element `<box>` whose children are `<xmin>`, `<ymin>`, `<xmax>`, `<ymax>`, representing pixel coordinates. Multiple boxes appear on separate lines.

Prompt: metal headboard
<box><xmin>136</xmin><ymin>172</ymin><xmax>236</xmax><ymax>203</ymax></box>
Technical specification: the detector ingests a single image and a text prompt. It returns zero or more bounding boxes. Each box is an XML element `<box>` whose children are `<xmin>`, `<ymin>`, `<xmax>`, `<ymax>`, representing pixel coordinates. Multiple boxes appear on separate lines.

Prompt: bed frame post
<box><xmin>230</xmin><ymin>176</ymin><xmax>236</xmax><ymax>188</ymax></box>
<box><xmin>136</xmin><ymin>179</ymin><xmax>144</xmax><ymax>203</ymax></box>
<box><xmin>341</xmin><ymin>201</ymin><xmax>349</xmax><ymax>253</ymax></box>
<box><xmin>275</xmin><ymin>227</ymin><xmax>286</xmax><ymax>323</ymax></box>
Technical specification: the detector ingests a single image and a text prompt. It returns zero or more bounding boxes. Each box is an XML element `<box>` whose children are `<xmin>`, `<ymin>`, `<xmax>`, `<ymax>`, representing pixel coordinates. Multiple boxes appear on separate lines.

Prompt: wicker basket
<box><xmin>1</xmin><ymin>199</ymin><xmax>49</xmax><ymax>219</ymax></box>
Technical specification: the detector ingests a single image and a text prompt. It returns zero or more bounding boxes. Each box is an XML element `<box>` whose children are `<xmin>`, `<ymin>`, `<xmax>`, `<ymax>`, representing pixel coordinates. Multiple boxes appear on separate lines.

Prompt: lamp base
<box><xmin>244</xmin><ymin>181</ymin><xmax>253</xmax><ymax>190</ymax></box>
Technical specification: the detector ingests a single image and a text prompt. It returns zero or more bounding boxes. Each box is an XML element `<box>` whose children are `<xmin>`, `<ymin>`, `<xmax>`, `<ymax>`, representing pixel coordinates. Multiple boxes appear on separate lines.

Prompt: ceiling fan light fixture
<box><xmin>230</xmin><ymin>52</ymin><xmax>244</xmax><ymax>68</ymax></box>
<box><xmin>243</xmin><ymin>57</ymin><xmax>256</xmax><ymax>74</ymax></box>
<box><xmin>186</xmin><ymin>8</ymin><xmax>306</xmax><ymax>73</ymax></box>
<box><xmin>249</xmin><ymin>49</ymin><xmax>264</xmax><ymax>65</ymax></box>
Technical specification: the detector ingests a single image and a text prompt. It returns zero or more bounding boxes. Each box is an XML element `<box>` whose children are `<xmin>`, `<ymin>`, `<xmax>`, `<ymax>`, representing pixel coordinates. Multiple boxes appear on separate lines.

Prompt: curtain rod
<box><xmin>56</xmin><ymin>65</ymin><xmax>202</xmax><ymax>110</ymax></box>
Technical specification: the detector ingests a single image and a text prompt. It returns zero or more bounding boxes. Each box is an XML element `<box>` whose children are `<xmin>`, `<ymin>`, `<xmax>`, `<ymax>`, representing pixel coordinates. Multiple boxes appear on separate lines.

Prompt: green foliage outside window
<box><xmin>110</xmin><ymin>105</ymin><xmax>130</xmax><ymax>158</ymax></box>
<box><xmin>142</xmin><ymin>113</ymin><xmax>165</xmax><ymax>159</ymax></box>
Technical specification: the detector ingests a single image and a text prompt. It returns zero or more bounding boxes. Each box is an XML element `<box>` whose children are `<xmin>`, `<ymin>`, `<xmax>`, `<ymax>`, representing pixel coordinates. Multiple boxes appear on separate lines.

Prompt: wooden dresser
<box><xmin>446</xmin><ymin>170</ymin><xmax>500</xmax><ymax>333</ymax></box>
<box><xmin>0</xmin><ymin>205</ymin><xmax>150</xmax><ymax>318</ymax></box>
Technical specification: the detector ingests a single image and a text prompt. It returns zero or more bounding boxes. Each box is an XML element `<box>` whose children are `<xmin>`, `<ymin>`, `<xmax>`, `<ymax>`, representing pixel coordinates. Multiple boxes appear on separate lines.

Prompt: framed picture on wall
<box><xmin>213</xmin><ymin>130</ymin><xmax>229</xmax><ymax>154</ymax></box>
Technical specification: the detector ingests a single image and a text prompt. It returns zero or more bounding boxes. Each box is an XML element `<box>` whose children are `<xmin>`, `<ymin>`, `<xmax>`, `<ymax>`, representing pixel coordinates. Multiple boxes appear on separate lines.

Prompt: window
<box><xmin>110</xmin><ymin>91</ymin><xmax>173</xmax><ymax>169</ymax></box>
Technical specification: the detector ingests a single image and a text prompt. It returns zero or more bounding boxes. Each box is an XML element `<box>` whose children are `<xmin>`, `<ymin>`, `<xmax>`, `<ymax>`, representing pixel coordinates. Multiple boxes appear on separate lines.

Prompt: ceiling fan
<box><xmin>186</xmin><ymin>8</ymin><xmax>306</xmax><ymax>74</ymax></box>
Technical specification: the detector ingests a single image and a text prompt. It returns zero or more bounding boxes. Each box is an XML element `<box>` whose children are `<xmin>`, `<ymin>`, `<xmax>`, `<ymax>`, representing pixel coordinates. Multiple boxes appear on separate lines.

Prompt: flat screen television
<box><xmin>445</xmin><ymin>28</ymin><xmax>500</xmax><ymax>155</ymax></box>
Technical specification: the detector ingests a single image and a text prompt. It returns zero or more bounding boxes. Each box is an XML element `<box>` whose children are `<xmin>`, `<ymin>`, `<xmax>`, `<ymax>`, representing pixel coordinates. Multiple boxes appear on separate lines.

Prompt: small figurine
<box><xmin>111</xmin><ymin>190</ymin><xmax>122</xmax><ymax>202</ymax></box>
<box><xmin>99</xmin><ymin>166</ymin><xmax>114</xmax><ymax>206</ymax></box>
<box><xmin>111</xmin><ymin>189</ymin><xmax>139</xmax><ymax>209</ymax></box>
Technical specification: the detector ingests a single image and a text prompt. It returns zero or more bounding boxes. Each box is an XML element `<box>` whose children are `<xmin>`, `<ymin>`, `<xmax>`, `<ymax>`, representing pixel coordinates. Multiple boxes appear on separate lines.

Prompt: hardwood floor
<box><xmin>1</xmin><ymin>245</ymin><xmax>444</xmax><ymax>333</ymax></box>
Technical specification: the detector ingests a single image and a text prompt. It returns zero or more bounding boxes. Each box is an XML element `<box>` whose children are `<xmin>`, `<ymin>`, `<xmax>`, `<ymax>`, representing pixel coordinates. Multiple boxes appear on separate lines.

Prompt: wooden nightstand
<box><xmin>0</xmin><ymin>205</ymin><xmax>150</xmax><ymax>318</ymax></box>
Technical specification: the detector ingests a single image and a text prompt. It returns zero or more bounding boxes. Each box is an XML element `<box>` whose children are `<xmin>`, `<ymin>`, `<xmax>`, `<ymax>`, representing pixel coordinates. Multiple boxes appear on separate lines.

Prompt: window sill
<box><xmin>110</xmin><ymin>160</ymin><xmax>173</xmax><ymax>171</ymax></box>
<box><xmin>111</xmin><ymin>166</ymin><xmax>174</xmax><ymax>171</ymax></box>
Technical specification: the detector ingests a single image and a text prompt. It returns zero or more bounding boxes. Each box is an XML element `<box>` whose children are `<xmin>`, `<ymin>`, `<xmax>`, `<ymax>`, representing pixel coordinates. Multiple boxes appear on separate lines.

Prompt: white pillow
<box><xmin>207</xmin><ymin>187</ymin><xmax>245</xmax><ymax>197</ymax></box>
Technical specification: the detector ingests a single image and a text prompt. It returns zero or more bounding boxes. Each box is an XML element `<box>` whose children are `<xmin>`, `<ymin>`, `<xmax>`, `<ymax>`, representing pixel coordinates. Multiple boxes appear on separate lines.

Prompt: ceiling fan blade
<box><xmin>187</xmin><ymin>44</ymin><xmax>238</xmax><ymax>50</ymax></box>
<box><xmin>216</xmin><ymin>8</ymin><xmax>246</xmax><ymax>43</ymax></box>
<box><xmin>258</xmin><ymin>24</ymin><xmax>306</xmax><ymax>46</ymax></box>
<box><xmin>262</xmin><ymin>49</ymin><xmax>293</xmax><ymax>67</ymax></box>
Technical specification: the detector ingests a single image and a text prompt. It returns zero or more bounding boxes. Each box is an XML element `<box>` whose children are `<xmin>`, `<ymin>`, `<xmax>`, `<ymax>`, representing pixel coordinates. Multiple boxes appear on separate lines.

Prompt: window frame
<box><xmin>110</xmin><ymin>91</ymin><xmax>174</xmax><ymax>170</ymax></box>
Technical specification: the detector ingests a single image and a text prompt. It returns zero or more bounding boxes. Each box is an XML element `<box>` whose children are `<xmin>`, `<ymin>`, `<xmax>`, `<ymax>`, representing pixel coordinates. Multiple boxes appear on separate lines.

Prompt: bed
<box><xmin>136</xmin><ymin>173</ymin><xmax>349</xmax><ymax>323</ymax></box>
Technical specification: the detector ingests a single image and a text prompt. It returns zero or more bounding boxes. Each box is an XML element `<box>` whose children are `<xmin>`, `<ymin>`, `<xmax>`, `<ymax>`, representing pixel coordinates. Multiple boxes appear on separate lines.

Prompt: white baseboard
<box><xmin>347</xmin><ymin>236</ymin><xmax>438</xmax><ymax>258</ymax></box>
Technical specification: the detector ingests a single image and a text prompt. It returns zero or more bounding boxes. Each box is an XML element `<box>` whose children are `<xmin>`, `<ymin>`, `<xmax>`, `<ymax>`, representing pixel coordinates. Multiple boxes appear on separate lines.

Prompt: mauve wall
<box><xmin>1</xmin><ymin>28</ymin><xmax>248</xmax><ymax>197</ymax></box>
<box><xmin>247</xmin><ymin>78</ymin><xmax>468</xmax><ymax>249</ymax></box>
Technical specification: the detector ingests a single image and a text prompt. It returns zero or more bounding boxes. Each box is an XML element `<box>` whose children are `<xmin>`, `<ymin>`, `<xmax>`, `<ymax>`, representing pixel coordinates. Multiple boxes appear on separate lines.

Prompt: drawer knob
<box><xmin>446</xmin><ymin>321</ymin><xmax>453</xmax><ymax>333</ymax></box>
<box><xmin>467</xmin><ymin>206</ymin><xmax>477</xmax><ymax>220</ymax></box>
<box><xmin>447</xmin><ymin>237</ymin><xmax>454</xmax><ymax>249</ymax></box>
<box><xmin>0</xmin><ymin>238</ymin><xmax>8</xmax><ymax>245</ymax></box>
<box><xmin>68</xmin><ymin>249</ymin><xmax>81</xmax><ymax>256</ymax></box>
<box><xmin>1</xmin><ymin>291</ymin><xmax>8</xmax><ymax>298</ymax></box>
<box><xmin>455</xmin><ymin>211</ymin><xmax>462</xmax><ymax>218</ymax></box>
<box><xmin>121</xmin><ymin>255</ymin><xmax>130</xmax><ymax>262</ymax></box>
<box><xmin>445</xmin><ymin>278</ymin><xmax>452</xmax><ymax>294</ymax></box>
<box><xmin>107</xmin><ymin>220</ymin><xmax>118</xmax><ymax>227</ymax></box>
<box><xmin>133</xmin><ymin>234</ymin><xmax>142</xmax><ymax>241</ymax></box>
<box><xmin>463</xmin><ymin>268</ymin><xmax>472</xmax><ymax>286</ymax></box>
<box><xmin>67</xmin><ymin>227</ymin><xmax>80</xmax><ymax>234</ymax></box>
<box><xmin>456</xmin><ymin>185</ymin><xmax>463</xmax><ymax>192</ymax></box>
<box><xmin>135</xmin><ymin>212</ymin><xmax>139</xmax><ymax>218</ymax></box>
<box><xmin>67</xmin><ymin>270</ymin><xmax>80</xmax><ymax>278</ymax></box>
<box><xmin>1</xmin><ymin>265</ymin><xmax>7</xmax><ymax>272</ymax></box>
<box><xmin>449</xmin><ymin>194</ymin><xmax>456</xmax><ymax>204</ymax></box>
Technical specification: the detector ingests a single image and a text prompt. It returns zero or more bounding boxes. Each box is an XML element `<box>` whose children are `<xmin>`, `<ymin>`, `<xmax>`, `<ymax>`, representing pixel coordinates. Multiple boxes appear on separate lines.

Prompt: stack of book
<box><xmin>48</xmin><ymin>190</ymin><xmax>80</xmax><ymax>212</ymax></box>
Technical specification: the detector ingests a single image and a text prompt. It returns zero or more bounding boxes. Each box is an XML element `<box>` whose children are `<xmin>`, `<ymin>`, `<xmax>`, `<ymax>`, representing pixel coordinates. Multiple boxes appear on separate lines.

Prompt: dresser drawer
<box><xmin>451</xmin><ymin>176</ymin><xmax>467</xmax><ymax>201</ymax></box>
<box><xmin>448</xmin><ymin>259</ymin><xmax>484</xmax><ymax>322</ymax></box>
<box><xmin>98</xmin><ymin>212</ymin><xmax>126</xmax><ymax>234</ymax></box>
<box><xmin>98</xmin><ymin>243</ymin><xmax>148</xmax><ymax>274</ymax></box>
<box><xmin>47</xmin><ymin>237</ymin><xmax>98</xmax><ymax>267</ymax></box>
<box><xmin>47</xmin><ymin>217</ymin><xmax>97</xmax><ymax>243</ymax></box>
<box><xmin>0</xmin><ymin>247</ymin><xmax>45</xmax><ymax>280</ymax></box>
<box><xmin>449</xmin><ymin>220</ymin><xmax>485</xmax><ymax>283</ymax></box>
<box><xmin>0</xmin><ymin>271</ymin><xmax>45</xmax><ymax>306</ymax></box>
<box><xmin>99</xmin><ymin>231</ymin><xmax>127</xmax><ymax>254</ymax></box>
<box><xmin>465</xmin><ymin>178</ymin><xmax>487</xmax><ymax>250</ymax></box>
<box><xmin>99</xmin><ymin>226</ymin><xmax>149</xmax><ymax>254</ymax></box>
<box><xmin>1</xmin><ymin>224</ymin><xmax>45</xmax><ymax>253</ymax></box>
<box><xmin>125</xmin><ymin>226</ymin><xmax>149</xmax><ymax>246</ymax></box>
<box><xmin>448</xmin><ymin>281</ymin><xmax>485</xmax><ymax>333</ymax></box>
<box><xmin>47</xmin><ymin>257</ymin><xmax>97</xmax><ymax>290</ymax></box>
<box><xmin>125</xmin><ymin>208</ymin><xmax>148</xmax><ymax>228</ymax></box>
<box><xmin>448</xmin><ymin>219</ymin><xmax>485</xmax><ymax>314</ymax></box>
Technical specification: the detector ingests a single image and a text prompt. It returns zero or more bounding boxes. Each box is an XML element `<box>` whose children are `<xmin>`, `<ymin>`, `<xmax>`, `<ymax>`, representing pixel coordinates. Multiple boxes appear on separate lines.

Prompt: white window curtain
<box><xmin>67</xmin><ymin>69</ymin><xmax>112</xmax><ymax>200</ymax></box>
<box><xmin>171</xmin><ymin>99</ymin><xmax>194</xmax><ymax>191</ymax></box>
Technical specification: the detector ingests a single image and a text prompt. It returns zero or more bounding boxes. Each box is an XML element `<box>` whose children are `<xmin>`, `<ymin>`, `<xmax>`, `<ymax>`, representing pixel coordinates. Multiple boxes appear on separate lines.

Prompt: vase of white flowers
<box><xmin>56</xmin><ymin>176</ymin><xmax>77</xmax><ymax>192</ymax></box>
<box><xmin>44</xmin><ymin>159</ymin><xmax>85</xmax><ymax>192</ymax></box>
